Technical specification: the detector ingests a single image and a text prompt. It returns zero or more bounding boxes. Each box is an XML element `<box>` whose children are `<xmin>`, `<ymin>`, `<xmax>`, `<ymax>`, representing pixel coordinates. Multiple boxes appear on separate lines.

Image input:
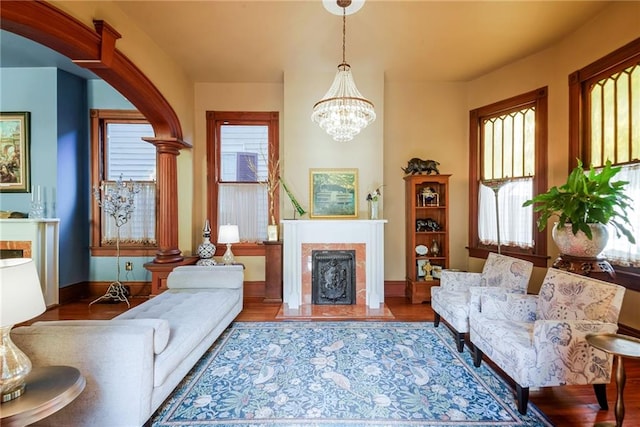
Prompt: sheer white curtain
<box><xmin>478</xmin><ymin>178</ymin><xmax>534</xmax><ymax>249</ymax></box>
<box><xmin>219</xmin><ymin>183</ymin><xmax>268</xmax><ymax>243</ymax></box>
<box><xmin>602</xmin><ymin>163</ymin><xmax>640</xmax><ymax>267</ymax></box>
<box><xmin>102</xmin><ymin>181</ymin><xmax>156</xmax><ymax>245</ymax></box>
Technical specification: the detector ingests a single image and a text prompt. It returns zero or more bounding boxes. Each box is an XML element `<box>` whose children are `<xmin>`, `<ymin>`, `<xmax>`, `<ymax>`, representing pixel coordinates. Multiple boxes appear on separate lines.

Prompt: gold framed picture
<box><xmin>309</xmin><ymin>168</ymin><xmax>358</xmax><ymax>218</ymax></box>
<box><xmin>0</xmin><ymin>112</ymin><xmax>30</xmax><ymax>192</ymax></box>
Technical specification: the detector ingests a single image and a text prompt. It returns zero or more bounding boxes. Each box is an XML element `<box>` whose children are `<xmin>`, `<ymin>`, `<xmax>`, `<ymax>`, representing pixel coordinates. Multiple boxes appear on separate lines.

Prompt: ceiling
<box><xmin>2</xmin><ymin>1</ymin><xmax>611</xmax><ymax>83</ymax></box>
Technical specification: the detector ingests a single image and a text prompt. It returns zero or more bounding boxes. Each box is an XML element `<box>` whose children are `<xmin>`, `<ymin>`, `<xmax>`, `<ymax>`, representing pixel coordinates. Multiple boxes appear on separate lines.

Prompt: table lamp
<box><xmin>218</xmin><ymin>224</ymin><xmax>240</xmax><ymax>265</ymax></box>
<box><xmin>0</xmin><ymin>258</ymin><xmax>46</xmax><ymax>402</ymax></box>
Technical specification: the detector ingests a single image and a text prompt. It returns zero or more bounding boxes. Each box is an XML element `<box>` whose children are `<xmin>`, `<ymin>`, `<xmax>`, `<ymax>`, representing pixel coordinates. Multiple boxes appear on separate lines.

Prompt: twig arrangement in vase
<box><xmin>89</xmin><ymin>174</ymin><xmax>141</xmax><ymax>307</ymax></box>
<box><xmin>248</xmin><ymin>152</ymin><xmax>281</xmax><ymax>240</ymax></box>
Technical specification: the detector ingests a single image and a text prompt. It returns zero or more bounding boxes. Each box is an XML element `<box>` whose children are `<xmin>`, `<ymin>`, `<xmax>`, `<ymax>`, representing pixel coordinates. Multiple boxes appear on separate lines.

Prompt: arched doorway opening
<box><xmin>0</xmin><ymin>0</ymin><xmax>186</xmax><ymax>263</ymax></box>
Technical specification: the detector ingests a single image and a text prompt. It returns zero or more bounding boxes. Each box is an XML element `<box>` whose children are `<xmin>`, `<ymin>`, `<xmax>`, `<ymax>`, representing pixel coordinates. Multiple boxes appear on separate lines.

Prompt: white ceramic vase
<box><xmin>552</xmin><ymin>222</ymin><xmax>609</xmax><ymax>258</ymax></box>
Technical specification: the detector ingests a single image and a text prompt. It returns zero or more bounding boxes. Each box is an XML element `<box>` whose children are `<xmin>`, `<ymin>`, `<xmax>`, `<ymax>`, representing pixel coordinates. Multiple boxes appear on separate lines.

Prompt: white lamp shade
<box><xmin>218</xmin><ymin>224</ymin><xmax>240</xmax><ymax>244</ymax></box>
<box><xmin>0</xmin><ymin>258</ymin><xmax>46</xmax><ymax>327</ymax></box>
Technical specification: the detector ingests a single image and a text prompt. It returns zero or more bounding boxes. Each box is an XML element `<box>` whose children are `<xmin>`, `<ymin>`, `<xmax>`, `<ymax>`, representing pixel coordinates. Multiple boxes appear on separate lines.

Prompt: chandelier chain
<box><xmin>342</xmin><ymin>7</ymin><xmax>346</xmax><ymax>65</ymax></box>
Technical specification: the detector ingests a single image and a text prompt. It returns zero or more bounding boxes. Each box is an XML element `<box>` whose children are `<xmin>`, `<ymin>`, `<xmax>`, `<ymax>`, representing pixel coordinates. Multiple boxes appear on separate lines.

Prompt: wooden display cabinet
<box><xmin>404</xmin><ymin>174</ymin><xmax>450</xmax><ymax>303</ymax></box>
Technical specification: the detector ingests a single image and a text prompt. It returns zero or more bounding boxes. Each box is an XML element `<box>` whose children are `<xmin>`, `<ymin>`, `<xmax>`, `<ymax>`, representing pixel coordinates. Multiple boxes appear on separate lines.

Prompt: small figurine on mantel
<box><xmin>196</xmin><ymin>219</ymin><xmax>217</xmax><ymax>266</ymax></box>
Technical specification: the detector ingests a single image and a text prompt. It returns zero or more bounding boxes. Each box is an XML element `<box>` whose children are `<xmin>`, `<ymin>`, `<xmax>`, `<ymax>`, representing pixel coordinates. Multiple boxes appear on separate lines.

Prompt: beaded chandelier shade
<box><xmin>311</xmin><ymin>0</ymin><xmax>375</xmax><ymax>142</ymax></box>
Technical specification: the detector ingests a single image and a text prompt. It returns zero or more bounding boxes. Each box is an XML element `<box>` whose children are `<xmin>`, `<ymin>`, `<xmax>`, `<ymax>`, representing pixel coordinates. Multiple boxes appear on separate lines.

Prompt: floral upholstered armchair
<box><xmin>469</xmin><ymin>268</ymin><xmax>625</xmax><ymax>415</ymax></box>
<box><xmin>431</xmin><ymin>252</ymin><xmax>533</xmax><ymax>352</ymax></box>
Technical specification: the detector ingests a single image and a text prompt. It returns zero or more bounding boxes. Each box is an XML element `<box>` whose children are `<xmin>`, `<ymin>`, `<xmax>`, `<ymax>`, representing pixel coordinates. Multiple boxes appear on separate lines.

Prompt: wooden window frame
<box><xmin>90</xmin><ymin>109</ymin><xmax>158</xmax><ymax>257</ymax></box>
<box><xmin>206</xmin><ymin>111</ymin><xmax>280</xmax><ymax>257</ymax></box>
<box><xmin>468</xmin><ymin>87</ymin><xmax>549</xmax><ymax>267</ymax></box>
<box><xmin>569</xmin><ymin>37</ymin><xmax>640</xmax><ymax>291</ymax></box>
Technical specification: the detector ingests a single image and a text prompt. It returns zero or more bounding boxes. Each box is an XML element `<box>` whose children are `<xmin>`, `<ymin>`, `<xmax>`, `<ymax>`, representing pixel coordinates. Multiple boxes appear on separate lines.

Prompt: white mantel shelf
<box><xmin>0</xmin><ymin>218</ymin><xmax>60</xmax><ymax>307</ymax></box>
<box><xmin>281</xmin><ymin>219</ymin><xmax>387</xmax><ymax>310</ymax></box>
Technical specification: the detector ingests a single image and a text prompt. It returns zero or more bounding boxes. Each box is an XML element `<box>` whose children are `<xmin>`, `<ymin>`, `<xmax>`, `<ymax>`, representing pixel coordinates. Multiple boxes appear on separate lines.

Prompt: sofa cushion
<box><xmin>168</xmin><ymin>265</ymin><xmax>244</xmax><ymax>289</ymax></box>
<box><xmin>32</xmin><ymin>319</ymin><xmax>171</xmax><ymax>355</ymax></box>
<box><xmin>115</xmin><ymin>288</ymin><xmax>241</xmax><ymax>387</ymax></box>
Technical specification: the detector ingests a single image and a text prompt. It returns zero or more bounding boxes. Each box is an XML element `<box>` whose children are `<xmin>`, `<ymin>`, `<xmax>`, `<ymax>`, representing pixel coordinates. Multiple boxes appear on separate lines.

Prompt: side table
<box><xmin>0</xmin><ymin>365</ymin><xmax>86</xmax><ymax>427</ymax></box>
<box><xmin>587</xmin><ymin>333</ymin><xmax>640</xmax><ymax>427</ymax></box>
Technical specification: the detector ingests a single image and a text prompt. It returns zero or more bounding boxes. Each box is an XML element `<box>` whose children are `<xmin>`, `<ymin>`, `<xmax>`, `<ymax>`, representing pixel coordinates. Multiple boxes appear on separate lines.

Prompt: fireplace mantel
<box><xmin>281</xmin><ymin>219</ymin><xmax>387</xmax><ymax>310</ymax></box>
<box><xmin>0</xmin><ymin>219</ymin><xmax>60</xmax><ymax>307</ymax></box>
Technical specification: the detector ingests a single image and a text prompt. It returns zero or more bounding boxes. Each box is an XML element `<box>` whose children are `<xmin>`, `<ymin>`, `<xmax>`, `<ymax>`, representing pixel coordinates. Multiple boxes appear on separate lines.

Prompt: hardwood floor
<box><xmin>29</xmin><ymin>296</ymin><xmax>640</xmax><ymax>426</ymax></box>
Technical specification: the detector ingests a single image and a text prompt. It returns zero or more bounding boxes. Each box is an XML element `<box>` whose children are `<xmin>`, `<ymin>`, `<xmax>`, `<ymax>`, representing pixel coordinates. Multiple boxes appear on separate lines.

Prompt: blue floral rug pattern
<box><xmin>152</xmin><ymin>322</ymin><xmax>552</xmax><ymax>427</ymax></box>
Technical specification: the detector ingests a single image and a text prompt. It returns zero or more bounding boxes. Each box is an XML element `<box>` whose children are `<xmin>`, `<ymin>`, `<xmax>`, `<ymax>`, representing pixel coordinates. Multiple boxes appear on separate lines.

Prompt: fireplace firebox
<box><xmin>312</xmin><ymin>250</ymin><xmax>356</xmax><ymax>305</ymax></box>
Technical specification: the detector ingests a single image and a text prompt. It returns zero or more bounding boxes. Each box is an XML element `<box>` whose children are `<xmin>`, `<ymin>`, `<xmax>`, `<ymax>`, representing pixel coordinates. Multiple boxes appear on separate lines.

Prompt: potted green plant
<box><xmin>522</xmin><ymin>159</ymin><xmax>636</xmax><ymax>257</ymax></box>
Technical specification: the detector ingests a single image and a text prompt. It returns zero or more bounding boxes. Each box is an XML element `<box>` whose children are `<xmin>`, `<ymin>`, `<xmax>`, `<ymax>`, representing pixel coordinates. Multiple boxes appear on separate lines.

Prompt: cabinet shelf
<box><xmin>405</xmin><ymin>174</ymin><xmax>451</xmax><ymax>304</ymax></box>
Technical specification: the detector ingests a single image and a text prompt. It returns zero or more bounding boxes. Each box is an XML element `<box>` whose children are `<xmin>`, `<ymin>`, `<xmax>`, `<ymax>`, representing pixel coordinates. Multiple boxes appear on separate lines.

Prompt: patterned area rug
<box><xmin>151</xmin><ymin>322</ymin><xmax>553</xmax><ymax>427</ymax></box>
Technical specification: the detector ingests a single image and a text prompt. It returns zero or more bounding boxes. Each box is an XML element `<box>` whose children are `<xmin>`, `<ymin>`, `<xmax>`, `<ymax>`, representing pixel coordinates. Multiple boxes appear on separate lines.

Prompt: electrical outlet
<box><xmin>125</xmin><ymin>261</ymin><xmax>133</xmax><ymax>271</ymax></box>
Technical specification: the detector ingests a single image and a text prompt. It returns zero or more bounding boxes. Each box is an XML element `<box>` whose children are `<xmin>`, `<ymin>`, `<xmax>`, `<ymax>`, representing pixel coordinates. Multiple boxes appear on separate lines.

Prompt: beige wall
<box><xmin>465</xmin><ymin>1</ymin><xmax>640</xmax><ymax>328</ymax></box>
<box><xmin>384</xmin><ymin>81</ymin><xmax>468</xmax><ymax>278</ymax></box>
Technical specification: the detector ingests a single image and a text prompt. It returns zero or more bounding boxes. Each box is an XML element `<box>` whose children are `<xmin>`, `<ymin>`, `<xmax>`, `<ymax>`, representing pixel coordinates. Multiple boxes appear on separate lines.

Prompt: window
<box><xmin>90</xmin><ymin>109</ymin><xmax>157</xmax><ymax>256</ymax></box>
<box><xmin>569</xmin><ymin>38</ymin><xmax>640</xmax><ymax>287</ymax></box>
<box><xmin>206</xmin><ymin>111</ymin><xmax>279</xmax><ymax>251</ymax></box>
<box><xmin>469</xmin><ymin>88</ymin><xmax>548</xmax><ymax>266</ymax></box>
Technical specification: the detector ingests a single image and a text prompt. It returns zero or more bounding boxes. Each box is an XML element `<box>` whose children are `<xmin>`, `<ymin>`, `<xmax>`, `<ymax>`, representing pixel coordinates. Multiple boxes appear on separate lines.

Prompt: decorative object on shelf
<box><xmin>416</xmin><ymin>218</ymin><xmax>440</xmax><ymax>232</ymax></box>
<box><xmin>430</xmin><ymin>239</ymin><xmax>440</xmax><ymax>257</ymax></box>
<box><xmin>366</xmin><ymin>185</ymin><xmax>382</xmax><ymax>219</ymax></box>
<box><xmin>422</xmin><ymin>259</ymin><xmax>433</xmax><ymax>280</ymax></box>
<box><xmin>29</xmin><ymin>184</ymin><xmax>44</xmax><ymax>218</ymax></box>
<box><xmin>420</xmin><ymin>186</ymin><xmax>439</xmax><ymax>206</ymax></box>
<box><xmin>0</xmin><ymin>112</ymin><xmax>30</xmax><ymax>193</ymax></box>
<box><xmin>415</xmin><ymin>244</ymin><xmax>428</xmax><ymax>256</ymax></box>
<box><xmin>0</xmin><ymin>258</ymin><xmax>46</xmax><ymax>402</ymax></box>
<box><xmin>280</xmin><ymin>177</ymin><xmax>307</xmax><ymax>219</ymax></box>
<box><xmin>416</xmin><ymin>259</ymin><xmax>427</xmax><ymax>277</ymax></box>
<box><xmin>196</xmin><ymin>219</ymin><xmax>216</xmax><ymax>266</ymax></box>
<box><xmin>522</xmin><ymin>159</ymin><xmax>635</xmax><ymax>257</ymax></box>
<box><xmin>267</xmin><ymin>225</ymin><xmax>279</xmax><ymax>242</ymax></box>
<box><xmin>90</xmin><ymin>174</ymin><xmax>141</xmax><ymax>308</ymax></box>
<box><xmin>311</xmin><ymin>0</ymin><xmax>375</xmax><ymax>142</ymax></box>
<box><xmin>368</xmin><ymin>200</ymin><xmax>379</xmax><ymax>220</ymax></box>
<box><xmin>402</xmin><ymin>157</ymin><xmax>440</xmax><ymax>175</ymax></box>
<box><xmin>218</xmin><ymin>224</ymin><xmax>240</xmax><ymax>265</ymax></box>
<box><xmin>432</xmin><ymin>265</ymin><xmax>443</xmax><ymax>279</ymax></box>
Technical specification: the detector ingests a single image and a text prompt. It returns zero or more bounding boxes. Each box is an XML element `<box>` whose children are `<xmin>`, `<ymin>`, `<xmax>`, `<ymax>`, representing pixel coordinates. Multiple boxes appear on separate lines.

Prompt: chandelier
<box><xmin>311</xmin><ymin>0</ymin><xmax>375</xmax><ymax>142</ymax></box>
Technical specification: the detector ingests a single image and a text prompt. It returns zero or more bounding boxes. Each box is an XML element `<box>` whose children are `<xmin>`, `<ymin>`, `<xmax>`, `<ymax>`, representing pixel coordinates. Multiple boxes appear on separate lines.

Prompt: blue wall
<box><xmin>57</xmin><ymin>70</ymin><xmax>89</xmax><ymax>286</ymax></box>
<box><xmin>0</xmin><ymin>68</ymin><xmax>57</xmax><ymax>214</ymax></box>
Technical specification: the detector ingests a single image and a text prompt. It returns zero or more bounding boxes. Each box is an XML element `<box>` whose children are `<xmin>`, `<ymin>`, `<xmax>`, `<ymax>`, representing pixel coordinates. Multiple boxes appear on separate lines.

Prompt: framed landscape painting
<box><xmin>0</xmin><ymin>112</ymin><xmax>30</xmax><ymax>192</ymax></box>
<box><xmin>309</xmin><ymin>168</ymin><xmax>358</xmax><ymax>218</ymax></box>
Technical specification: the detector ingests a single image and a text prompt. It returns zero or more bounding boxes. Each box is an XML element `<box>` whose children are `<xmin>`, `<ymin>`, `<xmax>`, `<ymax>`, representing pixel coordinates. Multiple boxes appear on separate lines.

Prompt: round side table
<box><xmin>587</xmin><ymin>333</ymin><xmax>640</xmax><ymax>427</ymax></box>
<box><xmin>0</xmin><ymin>365</ymin><xmax>86</xmax><ymax>427</ymax></box>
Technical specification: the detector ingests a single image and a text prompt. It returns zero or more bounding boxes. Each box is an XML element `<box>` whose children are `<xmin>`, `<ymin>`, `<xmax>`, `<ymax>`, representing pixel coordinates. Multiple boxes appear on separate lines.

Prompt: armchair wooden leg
<box><xmin>593</xmin><ymin>383</ymin><xmax>609</xmax><ymax>410</ymax></box>
<box><xmin>455</xmin><ymin>332</ymin><xmax>464</xmax><ymax>353</ymax></box>
<box><xmin>434</xmin><ymin>313</ymin><xmax>440</xmax><ymax>327</ymax></box>
<box><xmin>516</xmin><ymin>384</ymin><xmax>529</xmax><ymax>415</ymax></box>
<box><xmin>473</xmin><ymin>347</ymin><xmax>483</xmax><ymax>367</ymax></box>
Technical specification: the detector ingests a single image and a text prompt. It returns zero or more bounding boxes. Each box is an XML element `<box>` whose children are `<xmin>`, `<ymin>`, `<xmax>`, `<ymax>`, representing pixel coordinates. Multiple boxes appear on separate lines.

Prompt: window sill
<box><xmin>467</xmin><ymin>247</ymin><xmax>549</xmax><ymax>268</ymax></box>
<box><xmin>215</xmin><ymin>242</ymin><xmax>267</xmax><ymax>257</ymax></box>
<box><xmin>607</xmin><ymin>266</ymin><xmax>640</xmax><ymax>292</ymax></box>
<box><xmin>90</xmin><ymin>246</ymin><xmax>159</xmax><ymax>257</ymax></box>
